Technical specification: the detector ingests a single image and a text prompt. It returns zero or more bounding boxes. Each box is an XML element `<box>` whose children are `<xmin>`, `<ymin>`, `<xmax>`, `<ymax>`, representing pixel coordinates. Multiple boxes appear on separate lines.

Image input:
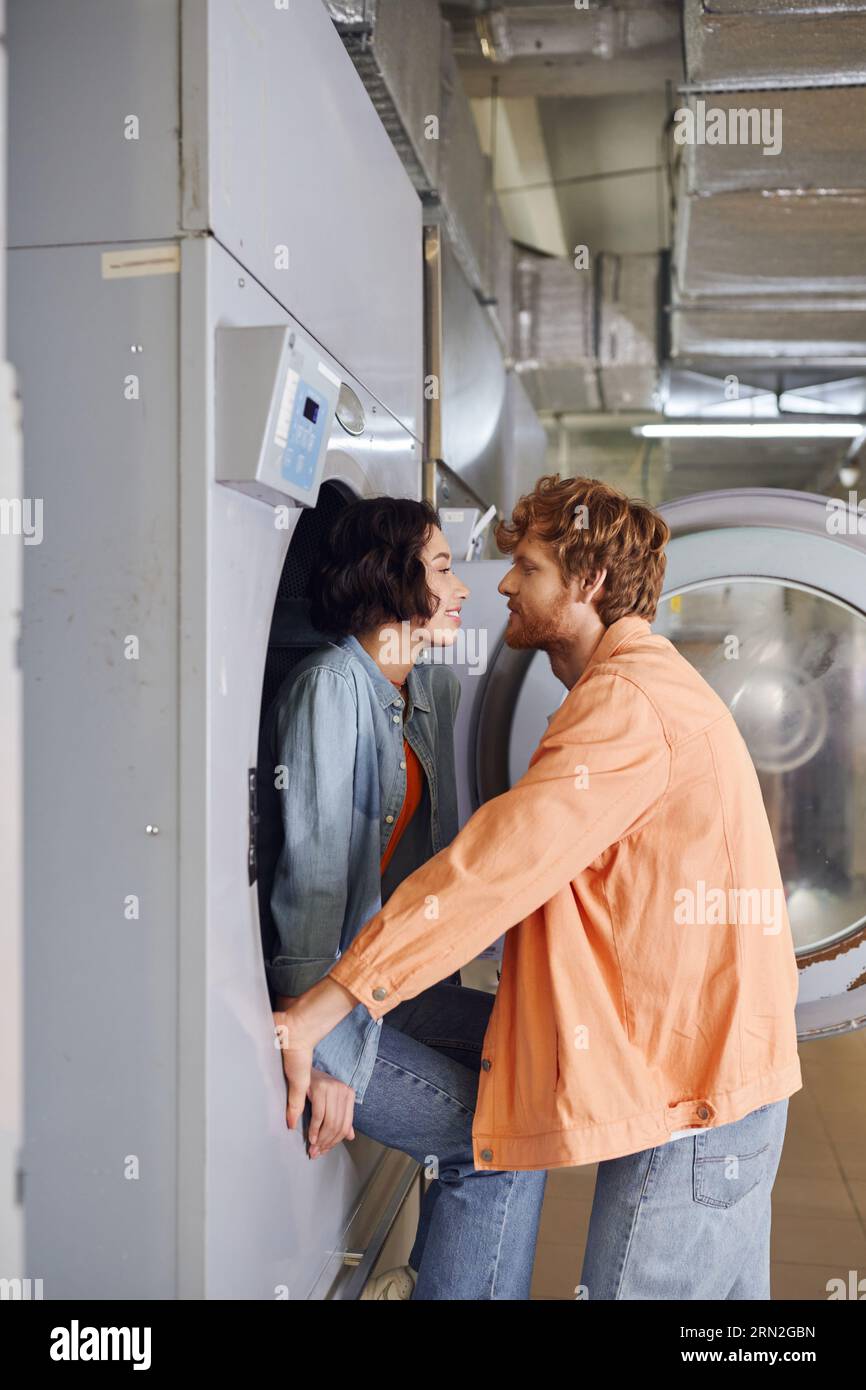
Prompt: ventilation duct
<box><xmin>323</xmin><ymin>0</ymin><xmax>443</xmax><ymax>193</ymax></box>
<box><xmin>669</xmin><ymin>0</ymin><xmax>866</xmax><ymax>409</ymax></box>
<box><xmin>438</xmin><ymin>17</ymin><xmax>495</xmax><ymax>296</ymax></box>
<box><xmin>513</xmin><ymin>248</ymin><xmax>662</xmax><ymax>412</ymax></box>
<box><xmin>442</xmin><ymin>1</ymin><xmax>682</xmax><ymax>96</ymax></box>
<box><xmin>684</xmin><ymin>0</ymin><xmax>866</xmax><ymax>90</ymax></box>
<box><xmin>513</xmin><ymin>247</ymin><xmax>599</xmax><ymax>411</ymax></box>
<box><xmin>598</xmin><ymin>252</ymin><xmax>662</xmax><ymax>411</ymax></box>
<box><xmin>325</xmin><ymin>5</ymin><xmax>505</xmax><ymax>308</ymax></box>
<box><xmin>447</xmin><ymin>0</ymin><xmax>681</xmax><ymax>64</ymax></box>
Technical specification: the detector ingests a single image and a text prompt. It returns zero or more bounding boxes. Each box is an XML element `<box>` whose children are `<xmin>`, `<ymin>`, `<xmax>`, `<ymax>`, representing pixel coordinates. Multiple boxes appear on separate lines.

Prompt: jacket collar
<box><xmin>579</xmin><ymin>614</ymin><xmax>652</xmax><ymax>682</ymax></box>
<box><xmin>337</xmin><ymin>634</ymin><xmax>432</xmax><ymax>713</ymax></box>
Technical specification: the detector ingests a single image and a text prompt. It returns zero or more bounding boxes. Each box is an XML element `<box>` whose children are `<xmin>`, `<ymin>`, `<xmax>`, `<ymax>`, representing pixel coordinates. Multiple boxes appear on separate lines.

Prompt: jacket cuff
<box><xmin>329</xmin><ymin>953</ymin><xmax>403</xmax><ymax>1020</ymax></box>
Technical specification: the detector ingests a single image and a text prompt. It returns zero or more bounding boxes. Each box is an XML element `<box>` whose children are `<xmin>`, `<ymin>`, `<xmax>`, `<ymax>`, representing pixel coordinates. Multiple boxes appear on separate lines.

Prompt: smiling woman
<box><xmin>258</xmin><ymin>494</ymin><xmax>472</xmax><ymax>1120</ymax></box>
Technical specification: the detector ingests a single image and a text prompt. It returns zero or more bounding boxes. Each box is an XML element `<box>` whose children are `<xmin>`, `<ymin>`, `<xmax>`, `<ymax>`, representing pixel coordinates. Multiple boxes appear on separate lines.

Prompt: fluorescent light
<box><xmin>634</xmin><ymin>422</ymin><xmax>863</xmax><ymax>439</ymax></box>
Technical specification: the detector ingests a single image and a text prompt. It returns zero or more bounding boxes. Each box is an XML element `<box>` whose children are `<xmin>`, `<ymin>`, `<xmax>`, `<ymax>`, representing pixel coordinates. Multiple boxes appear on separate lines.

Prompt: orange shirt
<box><xmin>328</xmin><ymin>615</ymin><xmax>803</xmax><ymax>1173</ymax></box>
<box><xmin>380</xmin><ymin>739</ymin><xmax>424</xmax><ymax>875</ymax></box>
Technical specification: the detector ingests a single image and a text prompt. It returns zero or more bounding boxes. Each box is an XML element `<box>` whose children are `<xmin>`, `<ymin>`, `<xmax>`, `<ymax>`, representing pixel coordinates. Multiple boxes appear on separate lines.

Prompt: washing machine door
<box><xmin>453</xmin><ymin>489</ymin><xmax>866</xmax><ymax>1042</ymax></box>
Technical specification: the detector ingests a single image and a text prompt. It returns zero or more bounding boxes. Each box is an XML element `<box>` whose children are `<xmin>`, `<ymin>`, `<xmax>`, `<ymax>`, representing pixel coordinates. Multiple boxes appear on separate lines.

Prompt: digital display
<box><xmin>303</xmin><ymin>396</ymin><xmax>319</xmax><ymax>424</ymax></box>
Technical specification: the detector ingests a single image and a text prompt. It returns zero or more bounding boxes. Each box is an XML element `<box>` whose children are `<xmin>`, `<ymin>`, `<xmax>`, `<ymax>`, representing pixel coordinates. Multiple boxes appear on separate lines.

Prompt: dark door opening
<box><xmin>255</xmin><ymin>481</ymin><xmax>353</xmax><ymax>981</ymax></box>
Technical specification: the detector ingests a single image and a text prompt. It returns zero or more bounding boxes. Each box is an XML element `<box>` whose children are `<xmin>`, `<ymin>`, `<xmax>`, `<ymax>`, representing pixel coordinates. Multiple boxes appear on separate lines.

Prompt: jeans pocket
<box><xmin>692</xmin><ymin>1108</ymin><xmax>773</xmax><ymax>1209</ymax></box>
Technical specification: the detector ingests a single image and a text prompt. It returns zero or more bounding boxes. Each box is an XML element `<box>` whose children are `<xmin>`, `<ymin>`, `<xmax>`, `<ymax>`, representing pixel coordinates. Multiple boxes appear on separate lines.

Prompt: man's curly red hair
<box><xmin>494</xmin><ymin>474</ymin><xmax>670</xmax><ymax>625</ymax></box>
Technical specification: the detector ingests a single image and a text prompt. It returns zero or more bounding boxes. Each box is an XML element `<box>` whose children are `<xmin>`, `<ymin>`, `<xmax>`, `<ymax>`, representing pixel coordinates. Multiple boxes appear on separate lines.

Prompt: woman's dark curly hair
<box><xmin>308</xmin><ymin>496</ymin><xmax>443</xmax><ymax>638</ymax></box>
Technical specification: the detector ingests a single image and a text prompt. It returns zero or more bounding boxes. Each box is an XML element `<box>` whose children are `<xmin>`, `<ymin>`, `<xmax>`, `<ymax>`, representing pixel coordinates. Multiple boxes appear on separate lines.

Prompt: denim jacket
<box><xmin>257</xmin><ymin>634</ymin><xmax>461</xmax><ymax>1101</ymax></box>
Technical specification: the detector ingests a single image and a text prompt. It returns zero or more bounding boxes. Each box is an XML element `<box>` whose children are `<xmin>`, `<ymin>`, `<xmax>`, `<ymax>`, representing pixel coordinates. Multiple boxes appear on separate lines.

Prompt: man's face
<box><xmin>497</xmin><ymin>533</ymin><xmax>579</xmax><ymax>650</ymax></box>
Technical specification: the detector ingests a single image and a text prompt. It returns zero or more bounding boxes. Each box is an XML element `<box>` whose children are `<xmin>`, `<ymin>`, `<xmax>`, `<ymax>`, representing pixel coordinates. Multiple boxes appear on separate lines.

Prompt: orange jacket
<box><xmin>328</xmin><ymin>615</ymin><xmax>803</xmax><ymax>1171</ymax></box>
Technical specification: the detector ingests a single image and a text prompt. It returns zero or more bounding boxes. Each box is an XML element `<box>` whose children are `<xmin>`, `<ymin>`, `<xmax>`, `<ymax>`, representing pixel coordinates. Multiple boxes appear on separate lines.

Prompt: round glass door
<box><xmin>653</xmin><ymin>578</ymin><xmax>866</xmax><ymax>959</ymax></box>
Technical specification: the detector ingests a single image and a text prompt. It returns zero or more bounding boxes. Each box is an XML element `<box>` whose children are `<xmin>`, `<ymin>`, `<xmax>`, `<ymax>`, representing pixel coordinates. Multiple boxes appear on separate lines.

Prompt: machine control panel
<box><xmin>216</xmin><ymin>323</ymin><xmax>341</xmax><ymax>508</ymax></box>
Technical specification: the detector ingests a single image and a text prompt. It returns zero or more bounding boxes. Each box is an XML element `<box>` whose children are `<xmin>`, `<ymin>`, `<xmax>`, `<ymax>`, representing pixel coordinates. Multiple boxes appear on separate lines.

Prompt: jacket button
<box><xmin>696</xmin><ymin>1105</ymin><xmax>709</xmax><ymax>1121</ymax></box>
<box><xmin>385</xmin><ymin>814</ymin><xmax>394</xmax><ymax>824</ymax></box>
<box><xmin>481</xmin><ymin>1058</ymin><xmax>491</xmax><ymax>1070</ymax></box>
<box><xmin>392</xmin><ymin>714</ymin><xmax>401</xmax><ymax>724</ymax></box>
<box><xmin>481</xmin><ymin>1148</ymin><xmax>494</xmax><ymax>1162</ymax></box>
<box><xmin>400</xmin><ymin>760</ymin><xmax>406</xmax><ymax>770</ymax></box>
<box><xmin>372</xmin><ymin>987</ymin><xmax>388</xmax><ymax>1001</ymax></box>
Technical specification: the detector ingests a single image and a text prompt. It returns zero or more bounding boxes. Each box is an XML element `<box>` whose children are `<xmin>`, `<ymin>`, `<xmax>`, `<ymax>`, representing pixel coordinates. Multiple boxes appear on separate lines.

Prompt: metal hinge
<box><xmin>248</xmin><ymin>769</ymin><xmax>259</xmax><ymax>886</ymax></box>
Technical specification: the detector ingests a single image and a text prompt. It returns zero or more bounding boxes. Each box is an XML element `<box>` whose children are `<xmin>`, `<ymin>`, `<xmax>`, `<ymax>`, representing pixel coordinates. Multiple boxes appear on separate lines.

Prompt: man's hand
<box><xmin>306</xmin><ymin>1068</ymin><xmax>356</xmax><ymax>1158</ymax></box>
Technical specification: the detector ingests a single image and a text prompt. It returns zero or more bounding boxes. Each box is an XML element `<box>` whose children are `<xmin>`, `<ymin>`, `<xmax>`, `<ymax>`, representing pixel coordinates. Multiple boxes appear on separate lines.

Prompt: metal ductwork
<box><xmin>437</xmin><ymin>16</ymin><xmax>496</xmax><ymax>298</ymax></box>
<box><xmin>324</xmin><ymin>2</ymin><xmax>512</xmax><ymax>349</ymax></box>
<box><xmin>668</xmin><ymin>0</ymin><xmax>866</xmax><ymax>416</ymax></box>
<box><xmin>424</xmin><ymin>224</ymin><xmax>547</xmax><ymax>526</ymax></box>
<box><xmin>327</xmin><ymin>0</ymin><xmax>866</xmax><ymax>448</ymax></box>
<box><xmin>684</xmin><ymin>0</ymin><xmax>866</xmax><ymax>91</ymax></box>
<box><xmin>323</xmin><ymin>1</ymin><xmax>444</xmax><ymax>193</ymax></box>
<box><xmin>513</xmin><ymin>248</ymin><xmax>662</xmax><ymax>413</ymax></box>
<box><xmin>442</xmin><ymin>1</ymin><xmax>682</xmax><ymax>97</ymax></box>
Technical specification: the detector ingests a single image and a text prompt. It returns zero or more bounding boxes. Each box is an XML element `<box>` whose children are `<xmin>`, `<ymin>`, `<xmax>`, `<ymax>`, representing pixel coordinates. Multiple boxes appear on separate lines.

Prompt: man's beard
<box><xmin>504</xmin><ymin>594</ymin><xmax>571</xmax><ymax>651</ymax></box>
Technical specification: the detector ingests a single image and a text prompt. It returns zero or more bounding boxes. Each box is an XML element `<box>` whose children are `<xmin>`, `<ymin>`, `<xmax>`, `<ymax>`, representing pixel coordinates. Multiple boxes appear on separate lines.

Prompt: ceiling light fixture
<box><xmin>633</xmin><ymin>423</ymin><xmax>864</xmax><ymax>440</ymax></box>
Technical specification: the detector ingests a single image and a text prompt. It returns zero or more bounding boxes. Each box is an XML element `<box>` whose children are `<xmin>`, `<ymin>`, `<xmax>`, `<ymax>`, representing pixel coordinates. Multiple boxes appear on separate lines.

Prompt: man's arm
<box><xmin>328</xmin><ymin>668</ymin><xmax>671</xmax><ymax>1017</ymax></box>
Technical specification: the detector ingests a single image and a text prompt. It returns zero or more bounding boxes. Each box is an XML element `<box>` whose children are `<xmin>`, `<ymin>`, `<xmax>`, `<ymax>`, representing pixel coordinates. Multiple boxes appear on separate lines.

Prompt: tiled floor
<box><xmin>529</xmin><ymin>1026</ymin><xmax>866</xmax><ymax>1300</ymax></box>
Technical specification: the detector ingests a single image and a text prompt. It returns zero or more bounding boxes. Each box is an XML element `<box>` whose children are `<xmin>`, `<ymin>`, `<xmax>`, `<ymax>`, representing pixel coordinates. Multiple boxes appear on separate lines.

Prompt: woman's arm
<box><xmin>267</xmin><ymin>665</ymin><xmax>361</xmax><ymax>1151</ymax></box>
<box><xmin>265</xmin><ymin>665</ymin><xmax>359</xmax><ymax>998</ymax></box>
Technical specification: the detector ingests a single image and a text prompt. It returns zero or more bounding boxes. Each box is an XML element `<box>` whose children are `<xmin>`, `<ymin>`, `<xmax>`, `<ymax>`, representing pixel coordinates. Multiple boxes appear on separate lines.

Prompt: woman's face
<box><xmin>413</xmin><ymin>525</ymin><xmax>470</xmax><ymax>647</ymax></box>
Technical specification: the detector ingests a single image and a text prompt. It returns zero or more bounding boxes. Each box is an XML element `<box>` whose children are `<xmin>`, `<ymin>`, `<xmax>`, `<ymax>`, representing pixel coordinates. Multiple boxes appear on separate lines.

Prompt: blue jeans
<box><xmin>580</xmin><ymin>1097</ymin><xmax>789</xmax><ymax>1299</ymax></box>
<box><xmin>350</xmin><ymin>982</ymin><xmax>548</xmax><ymax>1300</ymax></box>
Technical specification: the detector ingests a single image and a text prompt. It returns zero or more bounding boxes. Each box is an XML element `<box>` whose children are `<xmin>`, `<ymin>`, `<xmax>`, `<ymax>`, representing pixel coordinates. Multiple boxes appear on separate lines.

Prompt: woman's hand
<box><xmin>306</xmin><ymin>1068</ymin><xmax>356</xmax><ymax>1158</ymax></box>
<box><xmin>272</xmin><ymin>981</ymin><xmax>362</xmax><ymax>1138</ymax></box>
<box><xmin>273</xmin><ymin>1005</ymin><xmax>316</xmax><ymax>1134</ymax></box>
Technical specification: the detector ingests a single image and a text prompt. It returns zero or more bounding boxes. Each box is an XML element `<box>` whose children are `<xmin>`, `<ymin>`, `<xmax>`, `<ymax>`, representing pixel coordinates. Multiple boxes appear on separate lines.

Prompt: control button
<box><xmin>481</xmin><ymin>1058</ymin><xmax>491</xmax><ymax>1071</ymax></box>
<box><xmin>480</xmin><ymin>1148</ymin><xmax>494</xmax><ymax>1162</ymax></box>
<box><xmin>372</xmin><ymin>987</ymin><xmax>388</xmax><ymax>1001</ymax></box>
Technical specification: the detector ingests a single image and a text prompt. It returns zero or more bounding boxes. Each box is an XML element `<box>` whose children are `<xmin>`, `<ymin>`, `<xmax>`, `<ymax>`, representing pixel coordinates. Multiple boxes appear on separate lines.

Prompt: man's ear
<box><xmin>581</xmin><ymin>567</ymin><xmax>607</xmax><ymax>604</ymax></box>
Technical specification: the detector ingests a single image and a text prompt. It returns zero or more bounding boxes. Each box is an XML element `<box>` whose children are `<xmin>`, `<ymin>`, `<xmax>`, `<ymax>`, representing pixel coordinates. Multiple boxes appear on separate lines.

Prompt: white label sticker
<box><xmin>101</xmin><ymin>245</ymin><xmax>181</xmax><ymax>278</ymax></box>
<box><xmin>274</xmin><ymin>368</ymin><xmax>299</xmax><ymax>450</ymax></box>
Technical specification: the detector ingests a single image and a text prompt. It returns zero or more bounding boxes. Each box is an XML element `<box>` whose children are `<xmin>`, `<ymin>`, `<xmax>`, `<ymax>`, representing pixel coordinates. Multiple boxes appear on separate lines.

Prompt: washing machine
<box><xmin>10</xmin><ymin>0</ymin><xmax>426</xmax><ymax>1300</ymax></box>
<box><xmin>450</xmin><ymin>488</ymin><xmax>866</xmax><ymax>1042</ymax></box>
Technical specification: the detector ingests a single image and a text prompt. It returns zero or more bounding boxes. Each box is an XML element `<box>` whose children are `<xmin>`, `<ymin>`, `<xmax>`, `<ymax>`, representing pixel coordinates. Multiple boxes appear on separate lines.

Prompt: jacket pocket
<box><xmin>692</xmin><ymin>1109</ymin><xmax>771</xmax><ymax>1209</ymax></box>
